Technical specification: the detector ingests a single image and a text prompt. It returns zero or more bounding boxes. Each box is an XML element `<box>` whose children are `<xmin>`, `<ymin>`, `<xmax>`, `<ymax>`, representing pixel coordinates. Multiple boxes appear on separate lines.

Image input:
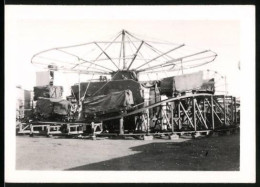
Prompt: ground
<box><xmin>16</xmin><ymin>133</ymin><xmax>239</xmax><ymax>171</ymax></box>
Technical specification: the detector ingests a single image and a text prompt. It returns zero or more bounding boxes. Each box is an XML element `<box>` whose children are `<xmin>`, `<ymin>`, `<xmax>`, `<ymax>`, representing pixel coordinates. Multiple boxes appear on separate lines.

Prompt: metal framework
<box><xmin>22</xmin><ymin>30</ymin><xmax>240</xmax><ymax>139</ymax></box>
<box><xmin>31</xmin><ymin>30</ymin><xmax>217</xmax><ymax>76</ymax></box>
<box><xmin>17</xmin><ymin>94</ymin><xmax>240</xmax><ymax>138</ymax></box>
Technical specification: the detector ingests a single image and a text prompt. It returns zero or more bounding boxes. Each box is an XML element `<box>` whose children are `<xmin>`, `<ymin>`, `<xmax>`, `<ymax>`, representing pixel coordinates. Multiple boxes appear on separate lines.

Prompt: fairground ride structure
<box><xmin>17</xmin><ymin>30</ymin><xmax>239</xmax><ymax>139</ymax></box>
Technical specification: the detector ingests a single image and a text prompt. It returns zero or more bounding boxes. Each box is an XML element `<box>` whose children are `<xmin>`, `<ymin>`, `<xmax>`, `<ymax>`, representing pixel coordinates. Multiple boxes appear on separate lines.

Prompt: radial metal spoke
<box><xmin>56</xmin><ymin>49</ymin><xmax>114</xmax><ymax>72</ymax></box>
<box><xmin>86</xmin><ymin>32</ymin><xmax>122</xmax><ymax>70</ymax></box>
<box><xmin>138</xmin><ymin>50</ymin><xmax>213</xmax><ymax>72</ymax></box>
<box><xmin>127</xmin><ymin>41</ymin><xmax>144</xmax><ymax>70</ymax></box>
<box><xmin>144</xmin><ymin>42</ymin><xmax>175</xmax><ymax>60</ymax></box>
<box><xmin>94</xmin><ymin>42</ymin><xmax>120</xmax><ymax>70</ymax></box>
<box><xmin>135</xmin><ymin>44</ymin><xmax>185</xmax><ymax>70</ymax></box>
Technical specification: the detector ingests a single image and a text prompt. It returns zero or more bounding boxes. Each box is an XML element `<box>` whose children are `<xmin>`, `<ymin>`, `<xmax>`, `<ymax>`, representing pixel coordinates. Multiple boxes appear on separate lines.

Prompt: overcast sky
<box><xmin>6</xmin><ymin>6</ymin><xmax>241</xmax><ymax>96</ymax></box>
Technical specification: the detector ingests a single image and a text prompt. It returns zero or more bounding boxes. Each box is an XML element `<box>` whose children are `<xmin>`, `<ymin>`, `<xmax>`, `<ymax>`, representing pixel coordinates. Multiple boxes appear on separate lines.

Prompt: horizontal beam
<box><xmin>101</xmin><ymin>94</ymin><xmax>213</xmax><ymax>121</ymax></box>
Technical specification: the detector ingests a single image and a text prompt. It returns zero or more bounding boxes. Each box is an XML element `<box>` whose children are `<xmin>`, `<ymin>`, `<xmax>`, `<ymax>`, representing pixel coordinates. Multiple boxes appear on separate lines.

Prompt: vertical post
<box><xmin>231</xmin><ymin>96</ymin><xmax>234</xmax><ymax>125</ymax></box>
<box><xmin>146</xmin><ymin>109</ymin><xmax>150</xmax><ymax>135</ymax></box>
<box><xmin>91</xmin><ymin>122</ymin><xmax>95</xmax><ymax>136</ymax></box>
<box><xmin>119</xmin><ymin>117</ymin><xmax>124</xmax><ymax>135</ymax></box>
<box><xmin>122</xmin><ymin>30</ymin><xmax>126</xmax><ymax>69</ymax></box>
<box><xmin>101</xmin><ymin>121</ymin><xmax>103</xmax><ymax>132</ymax></box>
<box><xmin>192</xmin><ymin>97</ymin><xmax>197</xmax><ymax>132</ymax></box>
<box><xmin>225</xmin><ymin>76</ymin><xmax>227</xmax><ymax>95</ymax></box>
<box><xmin>170</xmin><ymin>103</ymin><xmax>174</xmax><ymax>133</ymax></box>
<box><xmin>234</xmin><ymin>97</ymin><xmax>237</xmax><ymax>125</ymax></box>
<box><xmin>178</xmin><ymin>101</ymin><xmax>181</xmax><ymax>130</ymax></box>
<box><xmin>224</xmin><ymin>95</ymin><xmax>227</xmax><ymax>126</ymax></box>
<box><xmin>19</xmin><ymin>123</ymin><xmax>22</xmax><ymax>133</ymax></box>
<box><xmin>203</xmin><ymin>98</ymin><xmax>206</xmax><ymax>120</ymax></box>
<box><xmin>211</xmin><ymin>96</ymin><xmax>215</xmax><ymax>130</ymax></box>
<box><xmin>30</xmin><ymin>124</ymin><xmax>33</xmax><ymax>135</ymax></box>
<box><xmin>67</xmin><ymin>124</ymin><xmax>70</xmax><ymax>134</ymax></box>
<box><xmin>47</xmin><ymin>125</ymin><xmax>50</xmax><ymax>136</ymax></box>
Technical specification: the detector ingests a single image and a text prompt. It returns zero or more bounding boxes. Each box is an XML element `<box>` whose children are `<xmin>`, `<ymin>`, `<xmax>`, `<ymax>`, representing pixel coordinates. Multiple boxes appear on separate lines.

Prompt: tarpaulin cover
<box><xmin>34</xmin><ymin>86</ymin><xmax>63</xmax><ymax>100</ymax></box>
<box><xmin>174</xmin><ymin>71</ymin><xmax>203</xmax><ymax>92</ymax></box>
<box><xmin>72</xmin><ymin>80</ymin><xmax>144</xmax><ymax>108</ymax></box>
<box><xmin>83</xmin><ymin>90</ymin><xmax>134</xmax><ymax>114</ymax></box>
<box><xmin>160</xmin><ymin>77</ymin><xmax>175</xmax><ymax>96</ymax></box>
<box><xmin>35</xmin><ymin>98</ymin><xmax>70</xmax><ymax>118</ymax></box>
<box><xmin>71</xmin><ymin>82</ymin><xmax>106</xmax><ymax>100</ymax></box>
<box><xmin>93</xmin><ymin>80</ymin><xmax>144</xmax><ymax>107</ymax></box>
<box><xmin>160</xmin><ymin>71</ymin><xmax>204</xmax><ymax>95</ymax></box>
<box><xmin>198</xmin><ymin>78</ymin><xmax>215</xmax><ymax>93</ymax></box>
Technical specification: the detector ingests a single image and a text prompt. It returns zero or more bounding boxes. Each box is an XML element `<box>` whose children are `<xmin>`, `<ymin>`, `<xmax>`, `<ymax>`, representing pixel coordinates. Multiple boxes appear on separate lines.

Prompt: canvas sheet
<box><xmin>83</xmin><ymin>90</ymin><xmax>134</xmax><ymax>114</ymax></box>
<box><xmin>174</xmin><ymin>71</ymin><xmax>203</xmax><ymax>92</ymax></box>
<box><xmin>35</xmin><ymin>98</ymin><xmax>70</xmax><ymax>117</ymax></box>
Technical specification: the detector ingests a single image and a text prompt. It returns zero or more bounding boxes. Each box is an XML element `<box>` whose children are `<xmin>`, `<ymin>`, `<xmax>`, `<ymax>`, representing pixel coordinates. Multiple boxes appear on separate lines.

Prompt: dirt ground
<box><xmin>16</xmin><ymin>133</ymin><xmax>239</xmax><ymax>171</ymax></box>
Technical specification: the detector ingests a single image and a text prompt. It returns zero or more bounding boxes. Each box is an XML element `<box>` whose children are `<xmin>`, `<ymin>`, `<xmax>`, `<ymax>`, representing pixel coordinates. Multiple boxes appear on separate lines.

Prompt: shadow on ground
<box><xmin>66</xmin><ymin>134</ymin><xmax>239</xmax><ymax>171</ymax></box>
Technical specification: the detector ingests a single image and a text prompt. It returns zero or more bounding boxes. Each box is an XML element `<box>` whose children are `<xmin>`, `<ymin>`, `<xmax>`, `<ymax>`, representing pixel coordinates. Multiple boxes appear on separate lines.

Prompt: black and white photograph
<box><xmin>5</xmin><ymin>5</ymin><xmax>255</xmax><ymax>183</ymax></box>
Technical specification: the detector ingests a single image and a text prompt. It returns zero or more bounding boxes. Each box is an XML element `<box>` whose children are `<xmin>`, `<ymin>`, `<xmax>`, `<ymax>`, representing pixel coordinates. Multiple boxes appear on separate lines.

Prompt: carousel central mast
<box><xmin>122</xmin><ymin>30</ymin><xmax>126</xmax><ymax>70</ymax></box>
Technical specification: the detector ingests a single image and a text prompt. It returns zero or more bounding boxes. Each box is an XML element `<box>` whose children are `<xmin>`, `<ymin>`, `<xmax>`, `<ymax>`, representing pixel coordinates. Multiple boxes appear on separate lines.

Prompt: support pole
<box><xmin>122</xmin><ymin>30</ymin><xmax>126</xmax><ymax>69</ymax></box>
<box><xmin>101</xmin><ymin>121</ymin><xmax>103</xmax><ymax>132</ymax></box>
<box><xmin>234</xmin><ymin>97</ymin><xmax>237</xmax><ymax>125</ymax></box>
<box><xmin>231</xmin><ymin>96</ymin><xmax>234</xmax><ymax>125</ymax></box>
<box><xmin>146</xmin><ymin>109</ymin><xmax>150</xmax><ymax>135</ymax></box>
<box><xmin>119</xmin><ymin>117</ymin><xmax>124</xmax><ymax>135</ymax></box>
<box><xmin>47</xmin><ymin>125</ymin><xmax>50</xmax><ymax>136</ymax></box>
<box><xmin>224</xmin><ymin>95</ymin><xmax>227</xmax><ymax>126</ymax></box>
<box><xmin>178</xmin><ymin>101</ymin><xmax>181</xmax><ymax>130</ymax></box>
<box><xmin>211</xmin><ymin>96</ymin><xmax>215</xmax><ymax>130</ymax></box>
<box><xmin>171</xmin><ymin>103</ymin><xmax>174</xmax><ymax>133</ymax></box>
<box><xmin>203</xmin><ymin>98</ymin><xmax>206</xmax><ymax>120</ymax></box>
<box><xmin>30</xmin><ymin>124</ymin><xmax>33</xmax><ymax>135</ymax></box>
<box><xmin>91</xmin><ymin>122</ymin><xmax>95</xmax><ymax>136</ymax></box>
<box><xmin>193</xmin><ymin>97</ymin><xmax>197</xmax><ymax>131</ymax></box>
<box><xmin>67</xmin><ymin>124</ymin><xmax>70</xmax><ymax>134</ymax></box>
<box><xmin>19</xmin><ymin>123</ymin><xmax>22</xmax><ymax>133</ymax></box>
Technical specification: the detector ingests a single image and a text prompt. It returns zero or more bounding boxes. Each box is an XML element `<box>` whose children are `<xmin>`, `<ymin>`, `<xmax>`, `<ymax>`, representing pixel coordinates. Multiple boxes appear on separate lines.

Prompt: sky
<box><xmin>6</xmin><ymin>5</ymin><xmax>241</xmax><ymax>97</ymax></box>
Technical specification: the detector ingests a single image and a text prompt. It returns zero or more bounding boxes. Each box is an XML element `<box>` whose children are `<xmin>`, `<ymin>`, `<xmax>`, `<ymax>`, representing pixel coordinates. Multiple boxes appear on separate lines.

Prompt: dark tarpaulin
<box><xmin>35</xmin><ymin>98</ymin><xmax>70</xmax><ymax>118</ymax></box>
<box><xmin>198</xmin><ymin>78</ymin><xmax>215</xmax><ymax>93</ymax></box>
<box><xmin>93</xmin><ymin>80</ymin><xmax>144</xmax><ymax>107</ymax></box>
<box><xmin>83</xmin><ymin>90</ymin><xmax>134</xmax><ymax>114</ymax></box>
<box><xmin>72</xmin><ymin>80</ymin><xmax>144</xmax><ymax>108</ymax></box>
<box><xmin>71</xmin><ymin>82</ymin><xmax>106</xmax><ymax>101</ymax></box>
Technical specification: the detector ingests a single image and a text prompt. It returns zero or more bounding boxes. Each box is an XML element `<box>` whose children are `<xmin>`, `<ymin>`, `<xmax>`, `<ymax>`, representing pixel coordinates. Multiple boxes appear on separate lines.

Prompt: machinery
<box><xmin>17</xmin><ymin>30</ymin><xmax>240</xmax><ymax>138</ymax></box>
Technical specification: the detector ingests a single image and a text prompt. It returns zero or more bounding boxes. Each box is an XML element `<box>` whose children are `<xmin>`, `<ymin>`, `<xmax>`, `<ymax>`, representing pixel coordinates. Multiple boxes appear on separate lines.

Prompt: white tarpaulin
<box><xmin>174</xmin><ymin>71</ymin><xmax>203</xmax><ymax>92</ymax></box>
